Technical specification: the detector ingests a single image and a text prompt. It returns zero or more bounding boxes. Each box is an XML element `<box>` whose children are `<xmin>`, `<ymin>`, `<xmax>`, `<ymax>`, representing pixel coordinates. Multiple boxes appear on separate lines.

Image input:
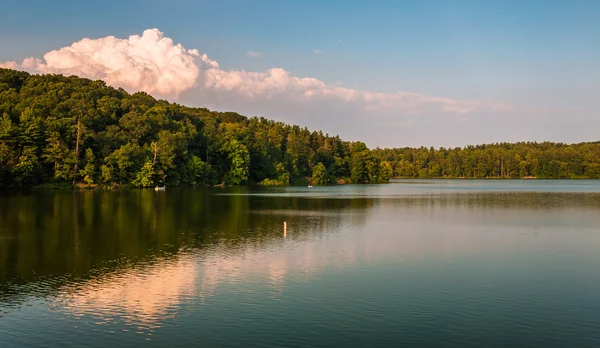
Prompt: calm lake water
<box><xmin>1</xmin><ymin>180</ymin><xmax>600</xmax><ymax>347</ymax></box>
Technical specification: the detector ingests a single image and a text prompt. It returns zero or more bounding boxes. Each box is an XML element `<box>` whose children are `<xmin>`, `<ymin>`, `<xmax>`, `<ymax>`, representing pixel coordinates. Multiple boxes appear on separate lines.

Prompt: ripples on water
<box><xmin>1</xmin><ymin>180</ymin><xmax>600</xmax><ymax>347</ymax></box>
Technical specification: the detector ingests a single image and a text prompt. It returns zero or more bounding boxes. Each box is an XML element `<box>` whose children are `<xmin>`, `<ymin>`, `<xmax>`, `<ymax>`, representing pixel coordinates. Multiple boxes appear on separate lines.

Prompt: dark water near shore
<box><xmin>1</xmin><ymin>180</ymin><xmax>600</xmax><ymax>347</ymax></box>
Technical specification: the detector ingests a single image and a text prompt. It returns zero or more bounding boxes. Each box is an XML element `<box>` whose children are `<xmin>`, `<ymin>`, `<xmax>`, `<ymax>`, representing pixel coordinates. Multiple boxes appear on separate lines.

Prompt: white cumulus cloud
<box><xmin>1</xmin><ymin>28</ymin><xmax>513</xmax><ymax>123</ymax></box>
<box><xmin>7</xmin><ymin>29</ymin><xmax>573</xmax><ymax>146</ymax></box>
<box><xmin>0</xmin><ymin>61</ymin><xmax>20</xmax><ymax>70</ymax></box>
<box><xmin>1</xmin><ymin>29</ymin><xmax>200</xmax><ymax>98</ymax></box>
<box><xmin>199</xmin><ymin>66</ymin><xmax>511</xmax><ymax>115</ymax></box>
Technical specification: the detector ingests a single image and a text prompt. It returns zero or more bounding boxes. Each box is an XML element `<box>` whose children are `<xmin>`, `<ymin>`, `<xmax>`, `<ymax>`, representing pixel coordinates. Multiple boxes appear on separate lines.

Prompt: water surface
<box><xmin>1</xmin><ymin>180</ymin><xmax>600</xmax><ymax>347</ymax></box>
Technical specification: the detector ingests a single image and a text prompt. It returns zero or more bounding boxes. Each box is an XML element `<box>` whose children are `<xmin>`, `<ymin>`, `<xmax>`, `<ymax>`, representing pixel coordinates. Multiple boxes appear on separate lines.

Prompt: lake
<box><xmin>1</xmin><ymin>180</ymin><xmax>600</xmax><ymax>347</ymax></box>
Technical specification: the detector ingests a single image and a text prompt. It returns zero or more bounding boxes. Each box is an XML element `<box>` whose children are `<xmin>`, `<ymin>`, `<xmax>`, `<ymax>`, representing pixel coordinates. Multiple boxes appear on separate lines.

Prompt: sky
<box><xmin>1</xmin><ymin>0</ymin><xmax>599</xmax><ymax>148</ymax></box>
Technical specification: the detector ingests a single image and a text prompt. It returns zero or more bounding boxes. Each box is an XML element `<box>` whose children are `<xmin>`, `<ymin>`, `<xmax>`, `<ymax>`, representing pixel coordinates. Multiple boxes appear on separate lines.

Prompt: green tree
<box><xmin>185</xmin><ymin>155</ymin><xmax>210</xmax><ymax>185</ymax></box>
<box><xmin>13</xmin><ymin>146</ymin><xmax>41</xmax><ymax>186</ymax></box>
<box><xmin>276</xmin><ymin>162</ymin><xmax>290</xmax><ymax>185</ymax></box>
<box><xmin>1</xmin><ymin>68</ymin><xmax>599</xmax><ymax>188</ymax></box>
<box><xmin>105</xmin><ymin>143</ymin><xmax>146</xmax><ymax>185</ymax></box>
<box><xmin>379</xmin><ymin>161</ymin><xmax>393</xmax><ymax>182</ymax></box>
<box><xmin>132</xmin><ymin>161</ymin><xmax>155</xmax><ymax>187</ymax></box>
<box><xmin>43</xmin><ymin>133</ymin><xmax>75</xmax><ymax>182</ymax></box>
<box><xmin>312</xmin><ymin>162</ymin><xmax>329</xmax><ymax>185</ymax></box>
<box><xmin>100</xmin><ymin>164</ymin><xmax>113</xmax><ymax>185</ymax></box>
<box><xmin>79</xmin><ymin>149</ymin><xmax>96</xmax><ymax>185</ymax></box>
<box><xmin>223</xmin><ymin>139</ymin><xmax>250</xmax><ymax>185</ymax></box>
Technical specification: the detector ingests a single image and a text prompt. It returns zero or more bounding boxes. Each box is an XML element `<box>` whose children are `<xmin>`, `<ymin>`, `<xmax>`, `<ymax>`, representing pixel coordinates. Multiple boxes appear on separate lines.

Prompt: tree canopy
<box><xmin>0</xmin><ymin>68</ymin><xmax>598</xmax><ymax>188</ymax></box>
<box><xmin>373</xmin><ymin>142</ymin><xmax>600</xmax><ymax>179</ymax></box>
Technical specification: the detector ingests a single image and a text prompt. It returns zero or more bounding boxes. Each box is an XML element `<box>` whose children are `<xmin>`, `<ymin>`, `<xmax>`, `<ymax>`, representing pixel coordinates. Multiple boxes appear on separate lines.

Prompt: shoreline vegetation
<box><xmin>29</xmin><ymin>176</ymin><xmax>594</xmax><ymax>191</ymax></box>
<box><xmin>1</xmin><ymin>68</ymin><xmax>599</xmax><ymax>189</ymax></box>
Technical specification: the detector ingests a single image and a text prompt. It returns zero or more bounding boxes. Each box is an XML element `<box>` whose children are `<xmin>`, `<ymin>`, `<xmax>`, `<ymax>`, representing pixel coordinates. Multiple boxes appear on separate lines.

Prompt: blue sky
<box><xmin>1</xmin><ymin>0</ymin><xmax>599</xmax><ymax>147</ymax></box>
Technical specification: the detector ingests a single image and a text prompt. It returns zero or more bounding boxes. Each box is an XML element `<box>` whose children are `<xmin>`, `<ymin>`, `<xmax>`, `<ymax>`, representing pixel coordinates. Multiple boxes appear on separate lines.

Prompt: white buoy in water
<box><xmin>283</xmin><ymin>221</ymin><xmax>287</xmax><ymax>238</ymax></box>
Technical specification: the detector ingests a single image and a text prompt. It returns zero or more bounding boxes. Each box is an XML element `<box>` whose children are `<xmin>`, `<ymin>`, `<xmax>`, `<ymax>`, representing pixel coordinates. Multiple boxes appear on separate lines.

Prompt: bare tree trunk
<box><xmin>72</xmin><ymin>119</ymin><xmax>81</xmax><ymax>185</ymax></box>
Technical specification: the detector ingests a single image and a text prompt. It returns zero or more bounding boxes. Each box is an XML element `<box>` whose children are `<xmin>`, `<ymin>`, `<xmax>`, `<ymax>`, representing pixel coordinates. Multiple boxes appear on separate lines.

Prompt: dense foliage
<box><xmin>0</xmin><ymin>68</ymin><xmax>598</xmax><ymax>188</ymax></box>
<box><xmin>0</xmin><ymin>69</ymin><xmax>392</xmax><ymax>188</ymax></box>
<box><xmin>373</xmin><ymin>142</ymin><xmax>600</xmax><ymax>179</ymax></box>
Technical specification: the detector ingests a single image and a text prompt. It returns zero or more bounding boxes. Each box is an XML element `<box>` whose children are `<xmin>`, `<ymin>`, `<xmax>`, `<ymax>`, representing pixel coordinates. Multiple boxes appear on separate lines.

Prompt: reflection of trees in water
<box><xmin>379</xmin><ymin>192</ymin><xmax>600</xmax><ymax>210</ymax></box>
<box><xmin>3</xmin><ymin>189</ymin><xmax>598</xmax><ymax>308</ymax></box>
<box><xmin>0</xmin><ymin>188</ymin><xmax>369</xmax><ymax>305</ymax></box>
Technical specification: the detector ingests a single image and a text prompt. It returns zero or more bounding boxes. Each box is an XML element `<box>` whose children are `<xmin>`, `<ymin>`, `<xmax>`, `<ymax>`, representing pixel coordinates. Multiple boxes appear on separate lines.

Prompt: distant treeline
<box><xmin>374</xmin><ymin>142</ymin><xmax>600</xmax><ymax>179</ymax></box>
<box><xmin>0</xmin><ymin>68</ymin><xmax>598</xmax><ymax>188</ymax></box>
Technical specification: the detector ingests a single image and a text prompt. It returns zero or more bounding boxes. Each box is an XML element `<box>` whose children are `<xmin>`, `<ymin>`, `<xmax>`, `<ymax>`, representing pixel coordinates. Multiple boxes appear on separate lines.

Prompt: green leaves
<box><xmin>79</xmin><ymin>149</ymin><xmax>96</xmax><ymax>185</ymax></box>
<box><xmin>311</xmin><ymin>162</ymin><xmax>329</xmax><ymax>185</ymax></box>
<box><xmin>104</xmin><ymin>143</ymin><xmax>147</xmax><ymax>184</ymax></box>
<box><xmin>13</xmin><ymin>146</ymin><xmax>41</xmax><ymax>186</ymax></box>
<box><xmin>224</xmin><ymin>139</ymin><xmax>250</xmax><ymax>185</ymax></box>
<box><xmin>1</xmin><ymin>67</ymin><xmax>598</xmax><ymax>188</ymax></box>
<box><xmin>185</xmin><ymin>155</ymin><xmax>210</xmax><ymax>185</ymax></box>
<box><xmin>132</xmin><ymin>161</ymin><xmax>155</xmax><ymax>188</ymax></box>
<box><xmin>379</xmin><ymin>161</ymin><xmax>393</xmax><ymax>182</ymax></box>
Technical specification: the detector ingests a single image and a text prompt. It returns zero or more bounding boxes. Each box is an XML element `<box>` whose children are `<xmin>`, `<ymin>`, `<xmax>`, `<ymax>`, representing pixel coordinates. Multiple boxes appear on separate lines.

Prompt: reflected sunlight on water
<box><xmin>51</xmin><ymin>253</ymin><xmax>198</xmax><ymax>333</ymax></box>
<box><xmin>1</xmin><ymin>181</ymin><xmax>600</xmax><ymax>347</ymax></box>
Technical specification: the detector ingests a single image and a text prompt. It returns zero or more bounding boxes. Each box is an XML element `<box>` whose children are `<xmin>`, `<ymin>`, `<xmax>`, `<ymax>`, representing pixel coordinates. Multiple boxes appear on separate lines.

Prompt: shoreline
<box><xmin>2</xmin><ymin>177</ymin><xmax>599</xmax><ymax>191</ymax></box>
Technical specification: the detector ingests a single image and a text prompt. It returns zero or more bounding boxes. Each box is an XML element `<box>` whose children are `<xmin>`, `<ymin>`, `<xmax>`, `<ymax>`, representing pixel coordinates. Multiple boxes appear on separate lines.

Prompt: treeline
<box><xmin>1</xmin><ymin>68</ymin><xmax>598</xmax><ymax>189</ymax></box>
<box><xmin>374</xmin><ymin>142</ymin><xmax>600</xmax><ymax>179</ymax></box>
<box><xmin>0</xmin><ymin>68</ymin><xmax>392</xmax><ymax>188</ymax></box>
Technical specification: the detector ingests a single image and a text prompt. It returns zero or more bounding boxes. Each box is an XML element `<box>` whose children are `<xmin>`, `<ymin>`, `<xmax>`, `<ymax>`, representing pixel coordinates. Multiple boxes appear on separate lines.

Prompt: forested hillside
<box><xmin>0</xmin><ymin>68</ymin><xmax>393</xmax><ymax>188</ymax></box>
<box><xmin>374</xmin><ymin>142</ymin><xmax>600</xmax><ymax>179</ymax></box>
<box><xmin>0</xmin><ymin>68</ymin><xmax>598</xmax><ymax>188</ymax></box>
